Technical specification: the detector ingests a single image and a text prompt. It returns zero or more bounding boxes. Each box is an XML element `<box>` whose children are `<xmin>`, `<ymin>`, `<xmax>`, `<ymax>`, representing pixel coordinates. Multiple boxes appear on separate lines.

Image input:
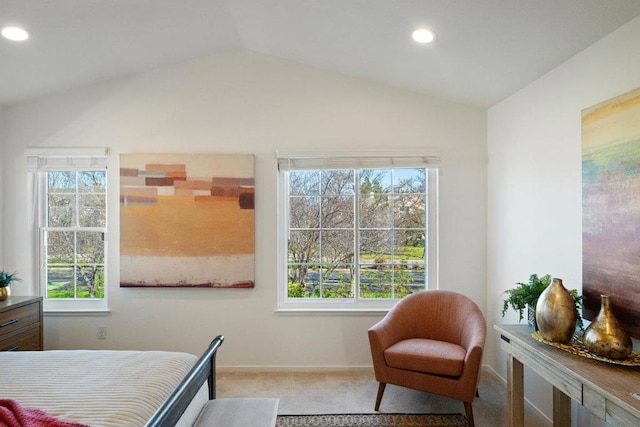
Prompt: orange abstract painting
<box><xmin>120</xmin><ymin>153</ymin><xmax>255</xmax><ymax>288</ymax></box>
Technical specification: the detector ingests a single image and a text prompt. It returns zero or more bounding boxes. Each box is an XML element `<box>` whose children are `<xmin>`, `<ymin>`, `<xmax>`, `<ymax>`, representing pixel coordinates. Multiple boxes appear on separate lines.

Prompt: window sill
<box><xmin>44</xmin><ymin>309</ymin><xmax>111</xmax><ymax>317</ymax></box>
<box><xmin>275</xmin><ymin>308</ymin><xmax>389</xmax><ymax>315</ymax></box>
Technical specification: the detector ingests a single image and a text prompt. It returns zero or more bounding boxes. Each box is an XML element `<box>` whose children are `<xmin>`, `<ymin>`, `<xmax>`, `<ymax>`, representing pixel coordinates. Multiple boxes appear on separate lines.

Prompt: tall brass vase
<box><xmin>535</xmin><ymin>278</ymin><xmax>577</xmax><ymax>343</ymax></box>
<box><xmin>583</xmin><ymin>295</ymin><xmax>632</xmax><ymax>360</ymax></box>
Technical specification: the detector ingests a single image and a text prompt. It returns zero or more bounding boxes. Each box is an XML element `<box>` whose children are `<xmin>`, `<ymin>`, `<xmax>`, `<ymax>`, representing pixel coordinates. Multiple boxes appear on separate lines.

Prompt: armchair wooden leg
<box><xmin>476</xmin><ymin>389</ymin><xmax>479</xmax><ymax>398</ymax></box>
<box><xmin>463</xmin><ymin>402</ymin><xmax>475</xmax><ymax>427</ymax></box>
<box><xmin>374</xmin><ymin>382</ymin><xmax>386</xmax><ymax>411</ymax></box>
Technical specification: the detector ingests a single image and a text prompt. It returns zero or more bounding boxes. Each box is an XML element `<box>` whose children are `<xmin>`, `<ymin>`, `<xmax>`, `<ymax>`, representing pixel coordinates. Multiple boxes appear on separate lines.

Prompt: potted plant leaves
<box><xmin>502</xmin><ymin>273</ymin><xmax>584</xmax><ymax>331</ymax></box>
<box><xmin>0</xmin><ymin>270</ymin><xmax>20</xmax><ymax>301</ymax></box>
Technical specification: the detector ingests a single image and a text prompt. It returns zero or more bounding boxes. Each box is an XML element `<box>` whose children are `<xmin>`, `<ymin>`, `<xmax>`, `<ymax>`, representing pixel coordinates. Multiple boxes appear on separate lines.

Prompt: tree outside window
<box><xmin>44</xmin><ymin>171</ymin><xmax>106</xmax><ymax>299</ymax></box>
<box><xmin>286</xmin><ymin>168</ymin><xmax>428</xmax><ymax>301</ymax></box>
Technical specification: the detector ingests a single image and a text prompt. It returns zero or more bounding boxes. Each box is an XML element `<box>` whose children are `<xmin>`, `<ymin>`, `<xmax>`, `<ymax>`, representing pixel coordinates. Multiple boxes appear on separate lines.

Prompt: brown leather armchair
<box><xmin>368</xmin><ymin>290</ymin><xmax>486</xmax><ymax>427</ymax></box>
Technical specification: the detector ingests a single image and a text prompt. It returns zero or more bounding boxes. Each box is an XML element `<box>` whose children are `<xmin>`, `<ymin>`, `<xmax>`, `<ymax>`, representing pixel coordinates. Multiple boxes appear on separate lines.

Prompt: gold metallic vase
<box><xmin>535</xmin><ymin>278</ymin><xmax>577</xmax><ymax>343</ymax></box>
<box><xmin>583</xmin><ymin>295</ymin><xmax>632</xmax><ymax>360</ymax></box>
<box><xmin>0</xmin><ymin>286</ymin><xmax>9</xmax><ymax>301</ymax></box>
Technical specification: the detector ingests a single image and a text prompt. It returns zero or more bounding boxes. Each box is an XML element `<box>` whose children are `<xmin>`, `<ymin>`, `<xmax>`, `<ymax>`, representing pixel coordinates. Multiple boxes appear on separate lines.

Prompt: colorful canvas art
<box><xmin>582</xmin><ymin>87</ymin><xmax>640</xmax><ymax>338</ymax></box>
<box><xmin>120</xmin><ymin>153</ymin><xmax>255</xmax><ymax>288</ymax></box>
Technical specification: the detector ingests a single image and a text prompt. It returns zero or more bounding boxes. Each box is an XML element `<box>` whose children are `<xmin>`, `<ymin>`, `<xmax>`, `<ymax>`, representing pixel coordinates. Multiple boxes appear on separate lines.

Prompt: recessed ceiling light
<box><xmin>2</xmin><ymin>26</ymin><xmax>29</xmax><ymax>42</ymax></box>
<box><xmin>412</xmin><ymin>28</ymin><xmax>435</xmax><ymax>44</ymax></box>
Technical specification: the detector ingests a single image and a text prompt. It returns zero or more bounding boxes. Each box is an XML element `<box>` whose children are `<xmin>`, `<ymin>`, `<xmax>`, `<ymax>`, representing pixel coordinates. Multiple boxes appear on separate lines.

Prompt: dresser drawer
<box><xmin>0</xmin><ymin>324</ymin><xmax>41</xmax><ymax>351</ymax></box>
<box><xmin>0</xmin><ymin>300</ymin><xmax>41</xmax><ymax>339</ymax></box>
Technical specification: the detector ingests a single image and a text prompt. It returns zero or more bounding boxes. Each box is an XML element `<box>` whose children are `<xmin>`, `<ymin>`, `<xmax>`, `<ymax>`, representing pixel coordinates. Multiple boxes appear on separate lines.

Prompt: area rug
<box><xmin>276</xmin><ymin>413</ymin><xmax>468</xmax><ymax>426</ymax></box>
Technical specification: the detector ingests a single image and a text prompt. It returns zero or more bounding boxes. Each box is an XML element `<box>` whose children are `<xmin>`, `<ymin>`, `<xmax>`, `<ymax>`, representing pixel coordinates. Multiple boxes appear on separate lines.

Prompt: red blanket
<box><xmin>0</xmin><ymin>400</ymin><xmax>89</xmax><ymax>427</ymax></box>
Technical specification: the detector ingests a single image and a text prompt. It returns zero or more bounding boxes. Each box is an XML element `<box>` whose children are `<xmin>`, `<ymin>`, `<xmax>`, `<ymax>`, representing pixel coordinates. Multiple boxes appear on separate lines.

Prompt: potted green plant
<box><xmin>0</xmin><ymin>270</ymin><xmax>20</xmax><ymax>301</ymax></box>
<box><xmin>502</xmin><ymin>273</ymin><xmax>584</xmax><ymax>331</ymax></box>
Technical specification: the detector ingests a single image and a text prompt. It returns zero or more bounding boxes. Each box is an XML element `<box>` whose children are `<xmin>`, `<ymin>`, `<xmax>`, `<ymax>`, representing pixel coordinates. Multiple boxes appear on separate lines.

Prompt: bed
<box><xmin>0</xmin><ymin>335</ymin><xmax>224</xmax><ymax>427</ymax></box>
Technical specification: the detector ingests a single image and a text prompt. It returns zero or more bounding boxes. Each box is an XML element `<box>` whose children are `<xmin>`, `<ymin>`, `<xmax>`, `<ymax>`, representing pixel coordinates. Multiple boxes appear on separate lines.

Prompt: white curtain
<box><xmin>276</xmin><ymin>148</ymin><xmax>441</xmax><ymax>171</ymax></box>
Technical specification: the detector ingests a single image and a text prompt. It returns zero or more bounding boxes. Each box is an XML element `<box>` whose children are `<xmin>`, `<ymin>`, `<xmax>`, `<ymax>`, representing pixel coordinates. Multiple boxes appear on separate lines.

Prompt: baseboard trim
<box><xmin>482</xmin><ymin>364</ymin><xmax>552</xmax><ymax>426</ymax></box>
<box><xmin>218</xmin><ymin>365</ymin><xmax>374</xmax><ymax>373</ymax></box>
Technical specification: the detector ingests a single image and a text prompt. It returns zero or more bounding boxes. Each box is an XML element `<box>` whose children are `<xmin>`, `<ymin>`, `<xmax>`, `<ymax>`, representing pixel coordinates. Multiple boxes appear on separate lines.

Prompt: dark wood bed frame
<box><xmin>145</xmin><ymin>334</ymin><xmax>225</xmax><ymax>427</ymax></box>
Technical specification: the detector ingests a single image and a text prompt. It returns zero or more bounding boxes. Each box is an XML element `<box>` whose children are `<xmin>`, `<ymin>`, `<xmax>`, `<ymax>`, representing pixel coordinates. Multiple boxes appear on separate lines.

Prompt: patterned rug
<box><xmin>276</xmin><ymin>413</ymin><xmax>468</xmax><ymax>426</ymax></box>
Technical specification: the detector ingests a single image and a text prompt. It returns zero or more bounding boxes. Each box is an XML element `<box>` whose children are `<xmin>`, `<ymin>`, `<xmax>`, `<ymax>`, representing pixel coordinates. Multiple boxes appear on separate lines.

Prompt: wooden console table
<box><xmin>495</xmin><ymin>324</ymin><xmax>640</xmax><ymax>427</ymax></box>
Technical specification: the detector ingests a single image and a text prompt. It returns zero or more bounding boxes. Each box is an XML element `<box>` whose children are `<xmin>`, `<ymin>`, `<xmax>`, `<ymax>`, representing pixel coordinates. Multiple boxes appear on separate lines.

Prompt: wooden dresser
<box><xmin>0</xmin><ymin>296</ymin><xmax>43</xmax><ymax>351</ymax></box>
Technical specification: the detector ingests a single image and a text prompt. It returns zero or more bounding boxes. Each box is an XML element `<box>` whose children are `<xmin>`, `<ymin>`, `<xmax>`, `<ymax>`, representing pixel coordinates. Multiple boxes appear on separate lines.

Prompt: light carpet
<box><xmin>275</xmin><ymin>413</ymin><xmax>468</xmax><ymax>426</ymax></box>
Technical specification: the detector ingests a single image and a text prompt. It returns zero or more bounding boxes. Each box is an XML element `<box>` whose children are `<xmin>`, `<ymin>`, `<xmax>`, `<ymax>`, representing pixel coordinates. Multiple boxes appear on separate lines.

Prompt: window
<box><xmin>26</xmin><ymin>148</ymin><xmax>108</xmax><ymax>312</ymax></box>
<box><xmin>277</xmin><ymin>150</ymin><xmax>439</xmax><ymax>311</ymax></box>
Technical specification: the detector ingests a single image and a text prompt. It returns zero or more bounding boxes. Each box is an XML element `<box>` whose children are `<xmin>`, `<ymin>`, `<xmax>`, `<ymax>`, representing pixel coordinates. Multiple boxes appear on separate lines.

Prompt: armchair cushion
<box><xmin>384</xmin><ymin>338</ymin><xmax>466</xmax><ymax>377</ymax></box>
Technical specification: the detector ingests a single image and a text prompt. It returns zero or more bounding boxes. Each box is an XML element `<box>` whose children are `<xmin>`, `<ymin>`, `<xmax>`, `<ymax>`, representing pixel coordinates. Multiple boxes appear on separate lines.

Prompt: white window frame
<box><xmin>26</xmin><ymin>148</ymin><xmax>109</xmax><ymax>313</ymax></box>
<box><xmin>276</xmin><ymin>149</ymin><xmax>439</xmax><ymax>312</ymax></box>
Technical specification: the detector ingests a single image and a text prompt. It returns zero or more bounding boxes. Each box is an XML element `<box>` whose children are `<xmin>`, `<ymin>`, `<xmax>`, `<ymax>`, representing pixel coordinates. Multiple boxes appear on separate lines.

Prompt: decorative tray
<box><xmin>532</xmin><ymin>331</ymin><xmax>640</xmax><ymax>367</ymax></box>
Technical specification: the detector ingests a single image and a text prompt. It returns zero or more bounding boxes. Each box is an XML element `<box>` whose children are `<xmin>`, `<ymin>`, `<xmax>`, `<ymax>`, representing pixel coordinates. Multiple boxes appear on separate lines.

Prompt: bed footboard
<box><xmin>145</xmin><ymin>335</ymin><xmax>224</xmax><ymax>427</ymax></box>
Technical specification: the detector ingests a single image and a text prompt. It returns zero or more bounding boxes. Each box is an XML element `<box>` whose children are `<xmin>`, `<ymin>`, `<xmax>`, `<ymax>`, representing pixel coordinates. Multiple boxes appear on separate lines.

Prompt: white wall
<box><xmin>487</xmin><ymin>15</ymin><xmax>640</xmax><ymax>425</ymax></box>
<box><xmin>2</xmin><ymin>49</ymin><xmax>487</xmax><ymax>367</ymax></box>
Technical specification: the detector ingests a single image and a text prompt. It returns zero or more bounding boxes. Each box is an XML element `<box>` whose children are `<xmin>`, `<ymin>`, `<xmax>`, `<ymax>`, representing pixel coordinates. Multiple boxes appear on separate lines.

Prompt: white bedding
<box><xmin>0</xmin><ymin>350</ymin><xmax>209</xmax><ymax>427</ymax></box>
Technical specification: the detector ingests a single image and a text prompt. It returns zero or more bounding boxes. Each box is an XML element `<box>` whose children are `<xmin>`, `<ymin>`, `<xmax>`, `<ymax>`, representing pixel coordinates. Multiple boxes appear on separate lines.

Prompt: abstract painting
<box><xmin>120</xmin><ymin>153</ymin><xmax>255</xmax><ymax>288</ymax></box>
<box><xmin>582</xmin><ymin>87</ymin><xmax>640</xmax><ymax>338</ymax></box>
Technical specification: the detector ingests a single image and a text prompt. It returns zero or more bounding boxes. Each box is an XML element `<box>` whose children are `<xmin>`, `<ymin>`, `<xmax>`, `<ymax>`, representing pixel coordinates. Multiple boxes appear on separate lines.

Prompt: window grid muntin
<box><xmin>43</xmin><ymin>170</ymin><xmax>106</xmax><ymax>301</ymax></box>
<box><xmin>287</xmin><ymin>168</ymin><xmax>427</xmax><ymax>302</ymax></box>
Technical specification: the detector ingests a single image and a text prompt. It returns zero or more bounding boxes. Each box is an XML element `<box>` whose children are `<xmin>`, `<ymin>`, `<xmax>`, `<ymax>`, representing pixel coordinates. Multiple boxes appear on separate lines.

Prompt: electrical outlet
<box><xmin>97</xmin><ymin>326</ymin><xmax>107</xmax><ymax>340</ymax></box>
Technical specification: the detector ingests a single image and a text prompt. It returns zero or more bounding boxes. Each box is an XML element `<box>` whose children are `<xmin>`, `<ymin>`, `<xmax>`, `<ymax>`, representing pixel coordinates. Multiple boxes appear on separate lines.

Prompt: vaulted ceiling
<box><xmin>2</xmin><ymin>0</ymin><xmax>640</xmax><ymax>107</ymax></box>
